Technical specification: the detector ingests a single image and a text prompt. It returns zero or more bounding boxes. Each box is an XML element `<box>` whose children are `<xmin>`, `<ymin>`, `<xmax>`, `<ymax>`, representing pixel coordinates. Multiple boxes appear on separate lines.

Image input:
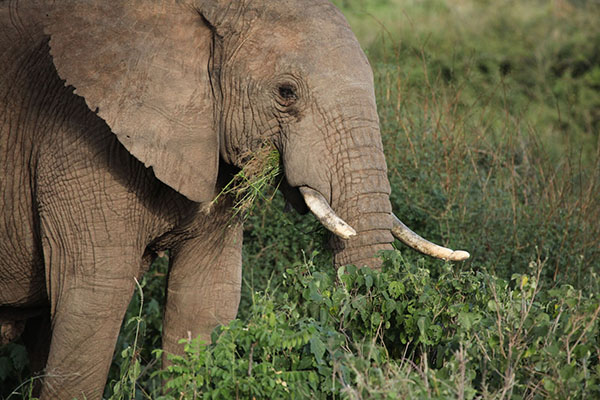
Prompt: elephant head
<box><xmin>46</xmin><ymin>0</ymin><xmax>469</xmax><ymax>268</ymax></box>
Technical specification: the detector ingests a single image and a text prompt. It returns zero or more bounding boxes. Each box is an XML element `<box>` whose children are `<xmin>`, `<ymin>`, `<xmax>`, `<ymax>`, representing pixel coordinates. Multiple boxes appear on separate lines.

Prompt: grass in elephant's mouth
<box><xmin>213</xmin><ymin>144</ymin><xmax>281</xmax><ymax>218</ymax></box>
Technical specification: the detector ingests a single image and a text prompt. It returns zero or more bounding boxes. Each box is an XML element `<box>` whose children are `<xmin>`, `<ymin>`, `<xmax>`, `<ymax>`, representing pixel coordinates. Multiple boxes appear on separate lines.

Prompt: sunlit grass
<box><xmin>335</xmin><ymin>0</ymin><xmax>600</xmax><ymax>165</ymax></box>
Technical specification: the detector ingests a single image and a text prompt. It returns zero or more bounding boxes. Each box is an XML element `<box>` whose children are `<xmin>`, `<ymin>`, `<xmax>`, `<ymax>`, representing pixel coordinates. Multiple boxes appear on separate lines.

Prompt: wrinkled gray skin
<box><xmin>0</xmin><ymin>0</ymin><xmax>396</xmax><ymax>398</ymax></box>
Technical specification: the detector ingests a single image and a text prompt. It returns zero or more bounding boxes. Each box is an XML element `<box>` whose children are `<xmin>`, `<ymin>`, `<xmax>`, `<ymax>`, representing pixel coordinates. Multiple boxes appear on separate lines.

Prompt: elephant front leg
<box><xmin>162</xmin><ymin>218</ymin><xmax>243</xmax><ymax>359</ymax></box>
<box><xmin>39</xmin><ymin>229</ymin><xmax>141</xmax><ymax>399</ymax></box>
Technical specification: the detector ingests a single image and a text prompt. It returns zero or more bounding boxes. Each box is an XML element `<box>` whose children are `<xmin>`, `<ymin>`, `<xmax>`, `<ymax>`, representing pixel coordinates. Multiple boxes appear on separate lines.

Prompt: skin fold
<box><xmin>0</xmin><ymin>1</ymin><xmax>465</xmax><ymax>398</ymax></box>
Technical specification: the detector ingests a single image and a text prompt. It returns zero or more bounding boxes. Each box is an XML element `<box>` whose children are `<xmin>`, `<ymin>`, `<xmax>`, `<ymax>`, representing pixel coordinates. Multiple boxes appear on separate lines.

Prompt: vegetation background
<box><xmin>1</xmin><ymin>0</ymin><xmax>599</xmax><ymax>398</ymax></box>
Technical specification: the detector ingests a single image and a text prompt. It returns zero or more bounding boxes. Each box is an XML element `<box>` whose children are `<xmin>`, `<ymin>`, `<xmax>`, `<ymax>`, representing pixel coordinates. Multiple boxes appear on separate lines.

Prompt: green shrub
<box><xmin>112</xmin><ymin>252</ymin><xmax>599</xmax><ymax>399</ymax></box>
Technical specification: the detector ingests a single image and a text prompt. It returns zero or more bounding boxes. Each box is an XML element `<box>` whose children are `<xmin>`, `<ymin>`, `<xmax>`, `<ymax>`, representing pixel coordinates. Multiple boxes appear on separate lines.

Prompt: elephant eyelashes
<box><xmin>277</xmin><ymin>83</ymin><xmax>298</xmax><ymax>107</ymax></box>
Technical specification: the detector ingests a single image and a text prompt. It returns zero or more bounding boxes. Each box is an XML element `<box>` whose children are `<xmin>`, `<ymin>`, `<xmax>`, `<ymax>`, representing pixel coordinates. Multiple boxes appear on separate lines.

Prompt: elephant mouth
<box><xmin>285</xmin><ymin>184</ymin><xmax>470</xmax><ymax>262</ymax></box>
<box><xmin>277</xmin><ymin>175</ymin><xmax>309</xmax><ymax>215</ymax></box>
<box><xmin>277</xmin><ymin>177</ymin><xmax>354</xmax><ymax>237</ymax></box>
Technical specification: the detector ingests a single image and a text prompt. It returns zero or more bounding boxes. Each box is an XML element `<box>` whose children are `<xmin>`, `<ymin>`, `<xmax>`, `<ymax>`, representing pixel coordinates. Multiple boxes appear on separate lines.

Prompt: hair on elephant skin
<box><xmin>0</xmin><ymin>0</ymin><xmax>469</xmax><ymax>398</ymax></box>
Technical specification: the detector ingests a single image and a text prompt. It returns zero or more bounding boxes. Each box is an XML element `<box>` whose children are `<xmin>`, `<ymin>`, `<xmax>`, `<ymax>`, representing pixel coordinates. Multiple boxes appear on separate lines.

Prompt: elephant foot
<box><xmin>0</xmin><ymin>320</ymin><xmax>25</xmax><ymax>344</ymax></box>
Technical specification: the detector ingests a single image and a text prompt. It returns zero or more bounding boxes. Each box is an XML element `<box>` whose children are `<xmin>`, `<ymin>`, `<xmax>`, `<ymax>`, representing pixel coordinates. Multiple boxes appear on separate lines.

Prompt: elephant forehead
<box><xmin>242</xmin><ymin>18</ymin><xmax>373</xmax><ymax>88</ymax></box>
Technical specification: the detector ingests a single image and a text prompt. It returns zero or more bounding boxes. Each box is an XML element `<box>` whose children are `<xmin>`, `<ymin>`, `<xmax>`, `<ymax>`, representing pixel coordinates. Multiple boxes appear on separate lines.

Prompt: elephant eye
<box><xmin>277</xmin><ymin>83</ymin><xmax>298</xmax><ymax>107</ymax></box>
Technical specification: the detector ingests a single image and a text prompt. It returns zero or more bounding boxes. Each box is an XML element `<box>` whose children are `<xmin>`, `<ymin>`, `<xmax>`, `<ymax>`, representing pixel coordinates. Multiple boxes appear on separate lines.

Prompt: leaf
<box><xmin>417</xmin><ymin>317</ymin><xmax>427</xmax><ymax>337</ymax></box>
<box><xmin>371</xmin><ymin>312</ymin><xmax>382</xmax><ymax>328</ymax></box>
<box><xmin>388</xmin><ymin>281</ymin><xmax>404</xmax><ymax>298</ymax></box>
<box><xmin>310</xmin><ymin>337</ymin><xmax>326</xmax><ymax>364</ymax></box>
<box><xmin>546</xmin><ymin>343</ymin><xmax>560</xmax><ymax>357</ymax></box>
<box><xmin>543</xmin><ymin>378</ymin><xmax>556</xmax><ymax>393</ymax></box>
<box><xmin>457</xmin><ymin>311</ymin><xmax>481</xmax><ymax>330</ymax></box>
<box><xmin>487</xmin><ymin>300</ymin><xmax>499</xmax><ymax>312</ymax></box>
<box><xmin>121</xmin><ymin>347</ymin><xmax>131</xmax><ymax>358</ymax></box>
<box><xmin>129</xmin><ymin>360</ymin><xmax>141</xmax><ymax>383</ymax></box>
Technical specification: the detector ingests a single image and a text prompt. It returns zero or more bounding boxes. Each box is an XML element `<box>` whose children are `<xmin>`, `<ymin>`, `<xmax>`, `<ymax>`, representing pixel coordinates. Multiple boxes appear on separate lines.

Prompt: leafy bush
<box><xmin>107</xmin><ymin>252</ymin><xmax>599</xmax><ymax>399</ymax></box>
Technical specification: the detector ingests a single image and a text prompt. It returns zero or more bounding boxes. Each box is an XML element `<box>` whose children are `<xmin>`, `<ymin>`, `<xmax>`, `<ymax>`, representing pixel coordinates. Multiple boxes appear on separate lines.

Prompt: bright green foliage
<box><xmin>153</xmin><ymin>301</ymin><xmax>336</xmax><ymax>399</ymax></box>
<box><xmin>108</xmin><ymin>253</ymin><xmax>600</xmax><ymax>399</ymax></box>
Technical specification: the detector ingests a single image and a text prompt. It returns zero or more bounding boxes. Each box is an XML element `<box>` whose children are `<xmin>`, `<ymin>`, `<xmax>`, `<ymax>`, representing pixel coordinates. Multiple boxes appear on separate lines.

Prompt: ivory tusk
<box><xmin>391</xmin><ymin>214</ymin><xmax>470</xmax><ymax>261</ymax></box>
<box><xmin>299</xmin><ymin>187</ymin><xmax>357</xmax><ymax>240</ymax></box>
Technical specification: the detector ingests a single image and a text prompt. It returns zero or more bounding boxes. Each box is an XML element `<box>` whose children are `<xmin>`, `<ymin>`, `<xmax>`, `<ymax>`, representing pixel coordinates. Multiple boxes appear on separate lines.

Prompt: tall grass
<box><xmin>337</xmin><ymin>0</ymin><xmax>600</xmax><ymax>164</ymax></box>
<box><xmin>374</xmin><ymin>44</ymin><xmax>600</xmax><ymax>285</ymax></box>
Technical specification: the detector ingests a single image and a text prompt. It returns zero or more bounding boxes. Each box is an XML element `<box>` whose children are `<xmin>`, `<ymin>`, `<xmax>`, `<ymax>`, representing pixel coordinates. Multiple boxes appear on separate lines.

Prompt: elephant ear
<box><xmin>195</xmin><ymin>0</ymin><xmax>259</xmax><ymax>37</ymax></box>
<box><xmin>46</xmin><ymin>1</ymin><xmax>218</xmax><ymax>203</ymax></box>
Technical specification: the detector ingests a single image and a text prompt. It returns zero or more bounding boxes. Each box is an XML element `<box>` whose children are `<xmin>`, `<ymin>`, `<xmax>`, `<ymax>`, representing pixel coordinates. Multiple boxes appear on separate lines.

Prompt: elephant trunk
<box><xmin>330</xmin><ymin>194</ymin><xmax>395</xmax><ymax>269</ymax></box>
<box><xmin>326</xmin><ymin>124</ymin><xmax>395</xmax><ymax>269</ymax></box>
<box><xmin>284</xmin><ymin>81</ymin><xmax>470</xmax><ymax>268</ymax></box>
<box><xmin>295</xmin><ymin>122</ymin><xmax>470</xmax><ymax>268</ymax></box>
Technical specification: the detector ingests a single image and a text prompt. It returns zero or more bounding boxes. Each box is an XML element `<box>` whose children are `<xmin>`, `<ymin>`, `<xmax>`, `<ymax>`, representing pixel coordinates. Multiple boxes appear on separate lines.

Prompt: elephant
<box><xmin>0</xmin><ymin>0</ymin><xmax>469</xmax><ymax>398</ymax></box>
